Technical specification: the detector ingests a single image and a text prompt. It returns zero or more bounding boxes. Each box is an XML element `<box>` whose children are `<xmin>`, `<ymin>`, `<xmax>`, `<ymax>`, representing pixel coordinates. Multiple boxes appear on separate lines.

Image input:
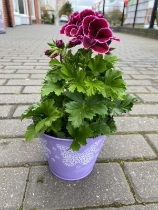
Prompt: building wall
<box><xmin>2</xmin><ymin>0</ymin><xmax>41</xmax><ymax>27</ymax></box>
<box><xmin>2</xmin><ymin>0</ymin><xmax>15</xmax><ymax>27</ymax></box>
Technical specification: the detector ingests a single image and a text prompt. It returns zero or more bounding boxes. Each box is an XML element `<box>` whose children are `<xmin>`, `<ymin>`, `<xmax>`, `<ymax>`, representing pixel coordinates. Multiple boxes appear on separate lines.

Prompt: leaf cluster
<box><xmin>21</xmin><ymin>47</ymin><xmax>137</xmax><ymax>151</ymax></box>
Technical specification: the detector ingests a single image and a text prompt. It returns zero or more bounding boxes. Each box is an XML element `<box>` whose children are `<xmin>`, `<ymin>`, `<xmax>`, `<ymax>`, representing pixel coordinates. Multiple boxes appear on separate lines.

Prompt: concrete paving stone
<box><xmin>99</xmin><ymin>134</ymin><xmax>156</xmax><ymax>161</ymax></box>
<box><xmin>0</xmin><ymin>69</ymin><xmax>16</xmax><ymax>73</ymax></box>
<box><xmin>0</xmin><ymin>86</ymin><xmax>22</xmax><ymax>93</ymax></box>
<box><xmin>127</xmin><ymin>86</ymin><xmax>149</xmax><ymax>93</ymax></box>
<box><xmin>92</xmin><ymin>204</ymin><xmax>158</xmax><ymax>209</ymax></box>
<box><xmin>12</xmin><ymin>59</ymin><xmax>38</xmax><ymax>63</ymax></box>
<box><xmin>125</xmin><ymin>80</ymin><xmax>155</xmax><ymax>86</ymax></box>
<box><xmin>129</xmin><ymin>104</ymin><xmax>158</xmax><ymax>115</ymax></box>
<box><xmin>31</xmin><ymin>74</ymin><xmax>45</xmax><ymax>79</ymax></box>
<box><xmin>23</xmin><ymin>62</ymin><xmax>47</xmax><ymax>66</ymax></box>
<box><xmin>17</xmin><ymin>69</ymin><xmax>48</xmax><ymax>74</ymax></box>
<box><xmin>0</xmin><ymin>73</ymin><xmax>29</xmax><ymax>79</ymax></box>
<box><xmin>23</xmin><ymin>164</ymin><xmax>135</xmax><ymax>209</ymax></box>
<box><xmin>22</xmin><ymin>86</ymin><xmax>42</xmax><ymax>94</ymax></box>
<box><xmin>0</xmin><ymin>138</ymin><xmax>46</xmax><ymax>166</ymax></box>
<box><xmin>139</xmin><ymin>71</ymin><xmax>158</xmax><ymax>75</ymax></box>
<box><xmin>0</xmin><ymin>167</ymin><xmax>29</xmax><ymax>209</ymax></box>
<box><xmin>1</xmin><ymin>62</ymin><xmax>23</xmax><ymax>66</ymax></box>
<box><xmin>0</xmin><ymin>94</ymin><xmax>40</xmax><ymax>104</ymax></box>
<box><xmin>137</xmin><ymin>94</ymin><xmax>158</xmax><ymax>102</ymax></box>
<box><xmin>0</xmin><ymin>119</ymin><xmax>30</xmax><ymax>137</ymax></box>
<box><xmin>115</xmin><ymin>117</ymin><xmax>158</xmax><ymax>132</ymax></box>
<box><xmin>0</xmin><ymin>105</ymin><xmax>12</xmax><ymax>118</ymax></box>
<box><xmin>6</xmin><ymin>79</ymin><xmax>43</xmax><ymax>86</ymax></box>
<box><xmin>131</xmin><ymin>75</ymin><xmax>158</xmax><ymax>79</ymax></box>
<box><xmin>13</xmin><ymin>105</ymin><xmax>30</xmax><ymax>117</ymax></box>
<box><xmin>147</xmin><ymin>67</ymin><xmax>158</xmax><ymax>71</ymax></box>
<box><xmin>123</xmin><ymin>75</ymin><xmax>132</xmax><ymax>79</ymax></box>
<box><xmin>0</xmin><ymin>79</ymin><xmax>6</xmax><ymax>85</ymax></box>
<box><xmin>145</xmin><ymin>134</ymin><xmax>158</xmax><ymax>152</ymax></box>
<box><xmin>146</xmin><ymin>86</ymin><xmax>158</xmax><ymax>93</ymax></box>
<box><xmin>124</xmin><ymin>161</ymin><xmax>158</xmax><ymax>202</ymax></box>
<box><xmin>4</xmin><ymin>66</ymin><xmax>35</xmax><ymax>70</ymax></box>
<box><xmin>35</xmin><ymin>66</ymin><xmax>51</xmax><ymax>70</ymax></box>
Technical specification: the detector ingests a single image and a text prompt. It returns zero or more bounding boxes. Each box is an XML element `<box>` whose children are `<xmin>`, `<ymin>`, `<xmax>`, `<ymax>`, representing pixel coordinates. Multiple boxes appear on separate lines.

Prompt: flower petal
<box><xmin>76</xmin><ymin>25</ymin><xmax>83</xmax><ymax>36</ymax></box>
<box><xmin>79</xmin><ymin>9</ymin><xmax>95</xmax><ymax>21</ymax></box>
<box><xmin>95</xmin><ymin>28</ymin><xmax>113</xmax><ymax>43</ymax></box>
<box><xmin>82</xmin><ymin>16</ymin><xmax>95</xmax><ymax>36</ymax></box>
<box><xmin>70</xmin><ymin>28</ymin><xmax>77</xmax><ymax>36</ymax></box>
<box><xmin>65</xmin><ymin>25</ymin><xmax>77</xmax><ymax>37</ymax></box>
<box><xmin>91</xmin><ymin>42</ymin><xmax>109</xmax><ymax>54</ymax></box>
<box><xmin>111</xmin><ymin>37</ymin><xmax>120</xmax><ymax>42</ymax></box>
<box><xmin>89</xmin><ymin>18</ymin><xmax>109</xmax><ymax>38</ymax></box>
<box><xmin>83</xmin><ymin>36</ymin><xmax>96</xmax><ymax>49</ymax></box>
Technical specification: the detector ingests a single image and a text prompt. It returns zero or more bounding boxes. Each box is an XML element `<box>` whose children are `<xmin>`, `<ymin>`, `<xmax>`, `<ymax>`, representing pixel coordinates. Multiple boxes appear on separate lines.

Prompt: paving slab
<box><xmin>0</xmin><ymin>73</ymin><xmax>29</xmax><ymax>79</ymax></box>
<box><xmin>145</xmin><ymin>134</ymin><xmax>158</xmax><ymax>152</ymax></box>
<box><xmin>129</xmin><ymin>105</ymin><xmax>158</xmax><ymax>115</ymax></box>
<box><xmin>146</xmin><ymin>86</ymin><xmax>158</xmax><ymax>93</ymax></box>
<box><xmin>6</xmin><ymin>79</ymin><xmax>43</xmax><ymax>86</ymax></box>
<box><xmin>125</xmin><ymin>80</ymin><xmax>155</xmax><ymax>86</ymax></box>
<box><xmin>0</xmin><ymin>119</ymin><xmax>30</xmax><ymax>137</ymax></box>
<box><xmin>0</xmin><ymin>79</ymin><xmax>6</xmax><ymax>85</ymax></box>
<box><xmin>0</xmin><ymin>105</ymin><xmax>12</xmax><ymax>118</ymax></box>
<box><xmin>0</xmin><ymin>94</ymin><xmax>40</xmax><ymax>104</ymax></box>
<box><xmin>13</xmin><ymin>105</ymin><xmax>30</xmax><ymax>117</ymax></box>
<box><xmin>136</xmin><ymin>94</ymin><xmax>158</xmax><ymax>102</ymax></box>
<box><xmin>0</xmin><ymin>138</ymin><xmax>46</xmax><ymax>166</ymax></box>
<box><xmin>0</xmin><ymin>167</ymin><xmax>29</xmax><ymax>209</ymax></box>
<box><xmin>91</xmin><ymin>204</ymin><xmax>158</xmax><ymax>209</ymax></box>
<box><xmin>124</xmin><ymin>161</ymin><xmax>158</xmax><ymax>202</ymax></box>
<box><xmin>0</xmin><ymin>86</ymin><xmax>22</xmax><ymax>93</ymax></box>
<box><xmin>99</xmin><ymin>135</ymin><xmax>156</xmax><ymax>161</ymax></box>
<box><xmin>23</xmin><ymin>164</ymin><xmax>135</xmax><ymax>209</ymax></box>
<box><xmin>127</xmin><ymin>86</ymin><xmax>149</xmax><ymax>93</ymax></box>
<box><xmin>22</xmin><ymin>86</ymin><xmax>42</xmax><ymax>93</ymax></box>
<box><xmin>115</xmin><ymin>117</ymin><xmax>158</xmax><ymax>132</ymax></box>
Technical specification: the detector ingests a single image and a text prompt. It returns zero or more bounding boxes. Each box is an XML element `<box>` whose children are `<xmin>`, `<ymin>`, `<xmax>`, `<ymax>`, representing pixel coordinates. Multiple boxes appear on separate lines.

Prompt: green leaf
<box><xmin>44</xmin><ymin>66</ymin><xmax>62</xmax><ymax>83</ymax></box>
<box><xmin>64</xmin><ymin>90</ymin><xmax>85</xmax><ymax>103</ymax></box>
<box><xmin>84</xmin><ymin>77</ymin><xmax>104</xmax><ymax>96</ymax></box>
<box><xmin>69</xmin><ymin>82</ymin><xmax>85</xmax><ymax>93</ymax></box>
<box><xmin>90</xmin><ymin>122</ymin><xmax>111</xmax><ymax>136</ymax></box>
<box><xmin>112</xmin><ymin>94</ymin><xmax>137</xmax><ymax>116</ymax></box>
<box><xmin>68</xmin><ymin>124</ymin><xmax>93</xmax><ymax>151</ymax></box>
<box><xmin>24</xmin><ymin>124</ymin><xmax>37</xmax><ymax>141</ymax></box>
<box><xmin>88</xmin><ymin>54</ymin><xmax>107</xmax><ymax>74</ymax></box>
<box><xmin>65</xmin><ymin>101</ymin><xmax>95</xmax><ymax>127</ymax></box>
<box><xmin>70</xmin><ymin>140</ymin><xmax>81</xmax><ymax>151</ymax></box>
<box><xmin>41</xmin><ymin>81</ymin><xmax>64</xmax><ymax>96</ymax></box>
<box><xmin>101</xmin><ymin>69</ymin><xmax>126</xmax><ymax>100</ymax></box>
<box><xmin>49</xmin><ymin>58</ymin><xmax>61</xmax><ymax>66</ymax></box>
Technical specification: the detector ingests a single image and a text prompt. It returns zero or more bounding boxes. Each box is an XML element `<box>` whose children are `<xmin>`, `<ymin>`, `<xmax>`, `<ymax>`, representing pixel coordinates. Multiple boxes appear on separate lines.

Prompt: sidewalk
<box><xmin>0</xmin><ymin>25</ymin><xmax>158</xmax><ymax>210</ymax></box>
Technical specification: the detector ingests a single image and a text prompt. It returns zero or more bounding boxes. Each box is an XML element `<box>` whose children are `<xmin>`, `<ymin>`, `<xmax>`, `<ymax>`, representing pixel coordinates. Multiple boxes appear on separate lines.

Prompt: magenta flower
<box><xmin>50</xmin><ymin>53</ymin><xmax>58</xmax><ymax>59</ymax></box>
<box><xmin>60</xmin><ymin>9</ymin><xmax>120</xmax><ymax>54</ymax></box>
<box><xmin>56</xmin><ymin>40</ymin><xmax>64</xmax><ymax>48</ymax></box>
<box><xmin>44</xmin><ymin>50</ymin><xmax>50</xmax><ymax>55</ymax></box>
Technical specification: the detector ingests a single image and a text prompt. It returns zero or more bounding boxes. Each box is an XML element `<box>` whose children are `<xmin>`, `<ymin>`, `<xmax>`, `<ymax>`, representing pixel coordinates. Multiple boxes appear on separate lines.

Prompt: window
<box><xmin>18</xmin><ymin>0</ymin><xmax>24</xmax><ymax>14</ymax></box>
<box><xmin>45</xmin><ymin>0</ymin><xmax>49</xmax><ymax>5</ymax></box>
<box><xmin>13</xmin><ymin>0</ymin><xmax>19</xmax><ymax>13</ymax></box>
<box><xmin>30</xmin><ymin>0</ymin><xmax>35</xmax><ymax>17</ymax></box>
<box><xmin>13</xmin><ymin>0</ymin><xmax>28</xmax><ymax>14</ymax></box>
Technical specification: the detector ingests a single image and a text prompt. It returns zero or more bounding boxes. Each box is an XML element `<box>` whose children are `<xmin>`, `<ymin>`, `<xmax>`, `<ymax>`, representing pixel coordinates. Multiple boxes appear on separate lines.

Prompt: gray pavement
<box><xmin>0</xmin><ymin>25</ymin><xmax>158</xmax><ymax>210</ymax></box>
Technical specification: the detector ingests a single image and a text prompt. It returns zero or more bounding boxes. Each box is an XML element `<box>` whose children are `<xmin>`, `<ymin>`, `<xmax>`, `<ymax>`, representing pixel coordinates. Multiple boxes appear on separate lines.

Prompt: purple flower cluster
<box><xmin>60</xmin><ymin>9</ymin><xmax>120</xmax><ymax>54</ymax></box>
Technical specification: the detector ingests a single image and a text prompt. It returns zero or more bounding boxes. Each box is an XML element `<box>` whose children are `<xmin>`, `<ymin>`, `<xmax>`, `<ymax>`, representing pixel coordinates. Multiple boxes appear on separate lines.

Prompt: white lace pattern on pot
<box><xmin>56</xmin><ymin>139</ymin><xmax>102</xmax><ymax>166</ymax></box>
<box><xmin>40</xmin><ymin>138</ymin><xmax>51</xmax><ymax>158</ymax></box>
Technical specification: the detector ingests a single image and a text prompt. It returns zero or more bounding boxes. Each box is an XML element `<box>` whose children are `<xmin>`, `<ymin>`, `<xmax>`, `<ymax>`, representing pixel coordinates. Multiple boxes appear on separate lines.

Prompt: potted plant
<box><xmin>21</xmin><ymin>9</ymin><xmax>136</xmax><ymax>181</ymax></box>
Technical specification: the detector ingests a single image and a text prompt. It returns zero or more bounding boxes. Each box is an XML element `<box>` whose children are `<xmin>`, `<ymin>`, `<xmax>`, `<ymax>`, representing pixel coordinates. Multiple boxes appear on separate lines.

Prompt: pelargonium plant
<box><xmin>21</xmin><ymin>9</ymin><xmax>136</xmax><ymax>151</ymax></box>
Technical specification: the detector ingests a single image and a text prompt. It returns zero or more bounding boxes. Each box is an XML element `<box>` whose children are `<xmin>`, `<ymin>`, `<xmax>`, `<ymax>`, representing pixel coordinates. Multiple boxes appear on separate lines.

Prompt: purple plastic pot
<box><xmin>40</xmin><ymin>134</ymin><xmax>106</xmax><ymax>181</ymax></box>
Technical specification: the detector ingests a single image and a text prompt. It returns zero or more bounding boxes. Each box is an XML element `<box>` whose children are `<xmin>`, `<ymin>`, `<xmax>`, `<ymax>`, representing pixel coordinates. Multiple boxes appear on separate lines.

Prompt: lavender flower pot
<box><xmin>40</xmin><ymin>134</ymin><xmax>106</xmax><ymax>181</ymax></box>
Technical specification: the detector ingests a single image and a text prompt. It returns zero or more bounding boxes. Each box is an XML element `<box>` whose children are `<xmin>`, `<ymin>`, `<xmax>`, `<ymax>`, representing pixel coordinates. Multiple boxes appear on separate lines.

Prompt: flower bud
<box><xmin>56</xmin><ymin>40</ymin><xmax>64</xmax><ymax>48</ymax></box>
